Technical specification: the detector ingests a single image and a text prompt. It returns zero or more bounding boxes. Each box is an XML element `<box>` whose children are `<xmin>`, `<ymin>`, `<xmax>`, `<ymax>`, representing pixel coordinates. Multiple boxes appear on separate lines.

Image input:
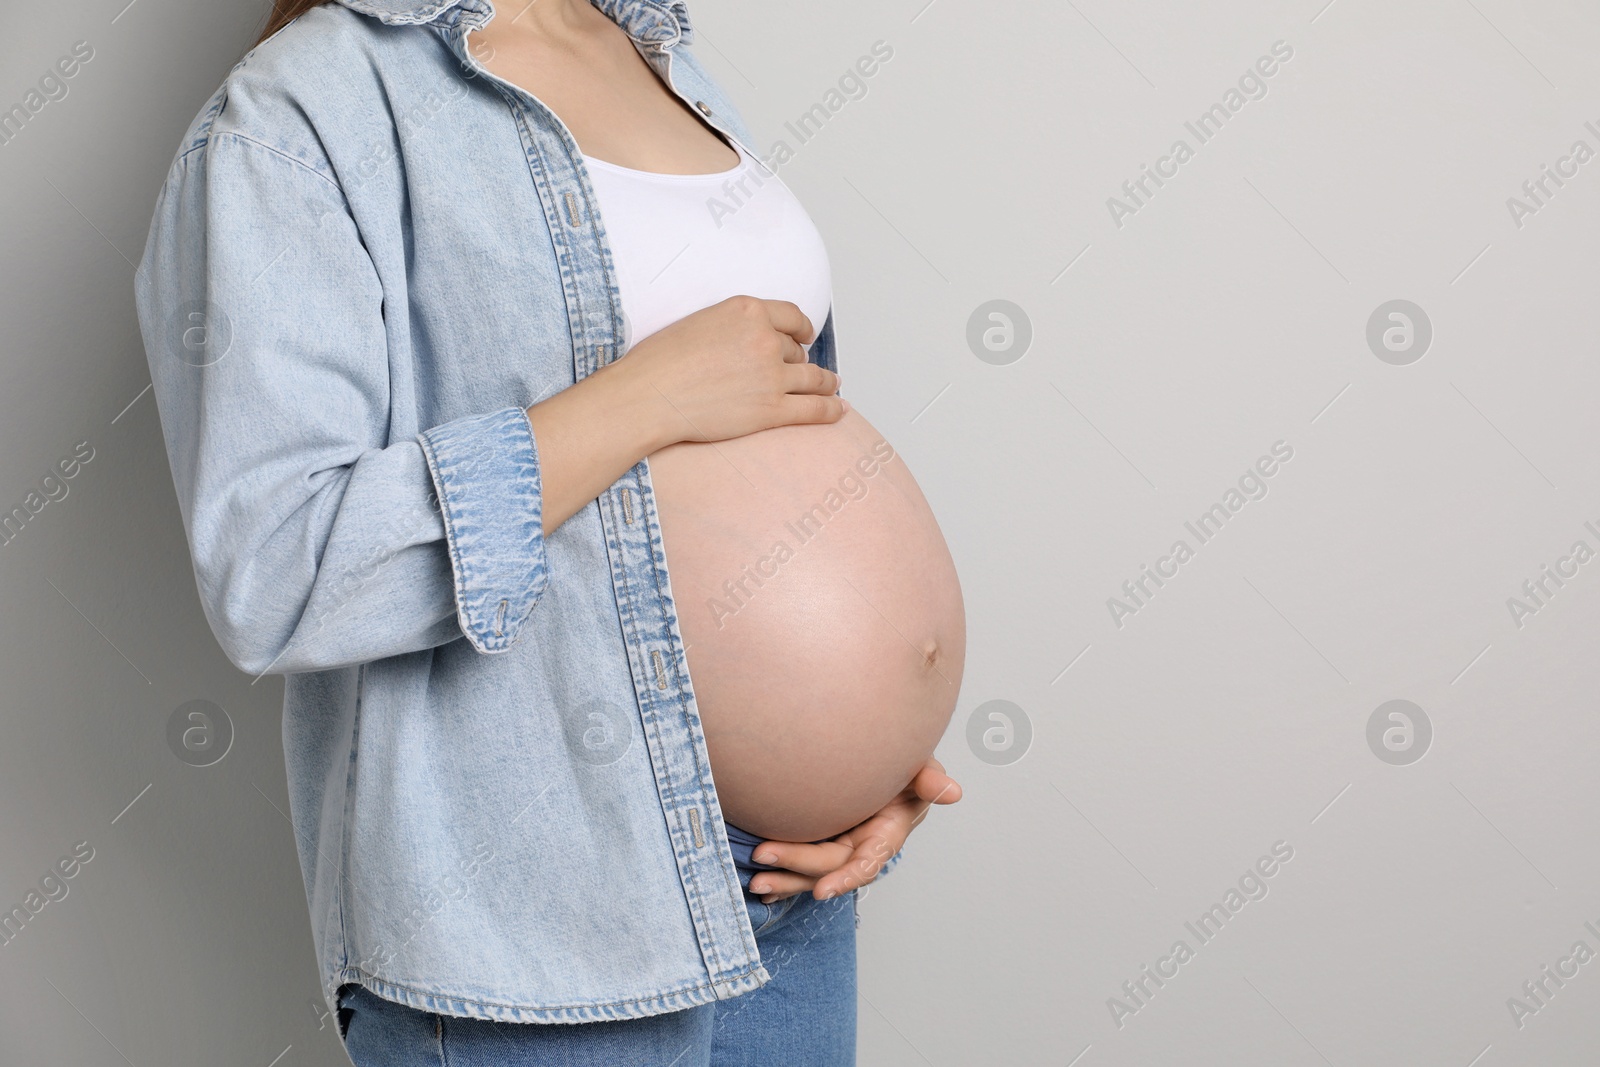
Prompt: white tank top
<box><xmin>582</xmin><ymin>139</ymin><xmax>833</xmax><ymax>355</ymax></box>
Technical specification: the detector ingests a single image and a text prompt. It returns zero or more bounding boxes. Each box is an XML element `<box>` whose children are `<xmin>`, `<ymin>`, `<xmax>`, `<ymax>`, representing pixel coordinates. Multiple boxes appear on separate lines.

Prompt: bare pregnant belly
<box><xmin>647</xmin><ymin>409</ymin><xmax>966</xmax><ymax>843</ymax></box>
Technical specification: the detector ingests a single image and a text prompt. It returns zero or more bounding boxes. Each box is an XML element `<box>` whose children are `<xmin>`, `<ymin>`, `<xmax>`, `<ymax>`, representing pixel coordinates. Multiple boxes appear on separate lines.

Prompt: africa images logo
<box><xmin>1105</xmin><ymin>40</ymin><xmax>1294</xmax><ymax>229</ymax></box>
<box><xmin>1107</xmin><ymin>841</ymin><xmax>1296</xmax><ymax>1029</ymax></box>
<box><xmin>1106</xmin><ymin>441</ymin><xmax>1295</xmax><ymax>628</ymax></box>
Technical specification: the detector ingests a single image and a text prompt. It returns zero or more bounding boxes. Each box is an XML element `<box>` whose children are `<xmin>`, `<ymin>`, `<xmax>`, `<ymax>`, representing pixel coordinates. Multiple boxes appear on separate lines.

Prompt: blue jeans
<box><xmin>339</xmin><ymin>822</ymin><xmax>858</xmax><ymax>1066</ymax></box>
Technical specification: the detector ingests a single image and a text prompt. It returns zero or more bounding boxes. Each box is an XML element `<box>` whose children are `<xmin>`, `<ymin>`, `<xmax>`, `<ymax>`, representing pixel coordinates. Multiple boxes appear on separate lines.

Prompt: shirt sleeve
<box><xmin>134</xmin><ymin>131</ymin><xmax>549</xmax><ymax>676</ymax></box>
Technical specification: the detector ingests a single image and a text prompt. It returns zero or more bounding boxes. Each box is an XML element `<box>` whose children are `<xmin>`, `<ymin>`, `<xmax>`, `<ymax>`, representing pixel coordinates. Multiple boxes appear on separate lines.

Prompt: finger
<box><xmin>841</xmin><ymin>795</ymin><xmax>920</xmax><ymax>847</ymax></box>
<box><xmin>760</xmin><ymin>298</ymin><xmax>815</xmax><ymax>346</ymax></box>
<box><xmin>776</xmin><ymin>392</ymin><xmax>847</xmax><ymax>426</ymax></box>
<box><xmin>778</xmin><ymin>331</ymin><xmax>809</xmax><ymax>365</ymax></box>
<box><xmin>913</xmin><ymin>764</ymin><xmax>962</xmax><ymax>805</ymax></box>
<box><xmin>748</xmin><ymin>869</ymin><xmax>816</xmax><ymax>902</ymax></box>
<box><xmin>750</xmin><ymin>838</ymin><xmax>856</xmax><ymax>878</ymax></box>
<box><xmin>813</xmin><ymin>834</ymin><xmax>895</xmax><ymax>900</ymax></box>
<box><xmin>782</xmin><ymin>362</ymin><xmax>840</xmax><ymax>395</ymax></box>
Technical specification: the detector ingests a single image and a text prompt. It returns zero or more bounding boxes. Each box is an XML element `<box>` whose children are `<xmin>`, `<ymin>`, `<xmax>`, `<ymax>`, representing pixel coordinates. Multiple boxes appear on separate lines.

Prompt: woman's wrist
<box><xmin>595</xmin><ymin>353</ymin><xmax>684</xmax><ymax>453</ymax></box>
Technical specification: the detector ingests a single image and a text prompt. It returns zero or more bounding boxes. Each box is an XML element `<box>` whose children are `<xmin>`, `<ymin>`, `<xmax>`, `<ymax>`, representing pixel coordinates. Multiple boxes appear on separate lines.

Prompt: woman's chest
<box><xmin>583</xmin><ymin>148</ymin><xmax>833</xmax><ymax>353</ymax></box>
<box><xmin>331</xmin><ymin>38</ymin><xmax>782</xmax><ymax>431</ymax></box>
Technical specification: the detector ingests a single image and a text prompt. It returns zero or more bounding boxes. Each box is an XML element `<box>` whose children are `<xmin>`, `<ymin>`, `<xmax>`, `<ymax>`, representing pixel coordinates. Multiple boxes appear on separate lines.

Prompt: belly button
<box><xmin>921</xmin><ymin>639</ymin><xmax>940</xmax><ymax>669</ymax></box>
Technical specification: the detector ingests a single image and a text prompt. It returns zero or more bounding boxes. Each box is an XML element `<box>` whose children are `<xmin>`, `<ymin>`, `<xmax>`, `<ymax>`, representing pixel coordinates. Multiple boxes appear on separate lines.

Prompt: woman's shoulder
<box><xmin>169</xmin><ymin>5</ymin><xmax>432</xmax><ymax>181</ymax></box>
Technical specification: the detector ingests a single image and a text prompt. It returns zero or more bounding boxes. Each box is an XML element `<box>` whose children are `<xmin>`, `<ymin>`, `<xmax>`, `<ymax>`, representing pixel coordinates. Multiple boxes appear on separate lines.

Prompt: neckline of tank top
<box><xmin>581</xmin><ymin>139</ymin><xmax>760</xmax><ymax>183</ymax></box>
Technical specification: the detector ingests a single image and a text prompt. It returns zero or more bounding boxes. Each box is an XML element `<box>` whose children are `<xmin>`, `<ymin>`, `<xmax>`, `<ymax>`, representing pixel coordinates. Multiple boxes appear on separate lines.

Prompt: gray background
<box><xmin>1</xmin><ymin>0</ymin><xmax>1596</xmax><ymax>1064</ymax></box>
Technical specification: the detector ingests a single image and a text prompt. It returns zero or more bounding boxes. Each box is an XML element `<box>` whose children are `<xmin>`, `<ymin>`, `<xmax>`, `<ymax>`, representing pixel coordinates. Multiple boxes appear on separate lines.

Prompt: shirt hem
<box><xmin>326</xmin><ymin>962</ymin><xmax>772</xmax><ymax>1024</ymax></box>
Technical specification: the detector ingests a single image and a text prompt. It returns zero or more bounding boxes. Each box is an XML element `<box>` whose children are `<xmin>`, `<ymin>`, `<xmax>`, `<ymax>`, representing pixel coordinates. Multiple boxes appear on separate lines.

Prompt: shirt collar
<box><xmin>332</xmin><ymin>0</ymin><xmax>693</xmax><ymax>45</ymax></box>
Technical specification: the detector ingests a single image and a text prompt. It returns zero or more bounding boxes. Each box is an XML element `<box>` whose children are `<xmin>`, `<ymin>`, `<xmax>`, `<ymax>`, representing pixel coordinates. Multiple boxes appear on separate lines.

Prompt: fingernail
<box><xmin>753</xmin><ymin>851</ymin><xmax>776</xmax><ymax>864</ymax></box>
<box><xmin>840</xmin><ymin>398</ymin><xmax>852</xmax><ymax>412</ymax></box>
<box><xmin>752</xmin><ymin>881</ymin><xmax>768</xmax><ymax>894</ymax></box>
<box><xmin>818</xmin><ymin>889</ymin><xmax>836</xmax><ymax>900</ymax></box>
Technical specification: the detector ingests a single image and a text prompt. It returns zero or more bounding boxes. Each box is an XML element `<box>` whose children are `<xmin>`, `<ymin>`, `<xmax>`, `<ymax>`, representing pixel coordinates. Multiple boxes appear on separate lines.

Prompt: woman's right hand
<box><xmin>620</xmin><ymin>295</ymin><xmax>845</xmax><ymax>445</ymax></box>
<box><xmin>526</xmin><ymin>296</ymin><xmax>843</xmax><ymax>538</ymax></box>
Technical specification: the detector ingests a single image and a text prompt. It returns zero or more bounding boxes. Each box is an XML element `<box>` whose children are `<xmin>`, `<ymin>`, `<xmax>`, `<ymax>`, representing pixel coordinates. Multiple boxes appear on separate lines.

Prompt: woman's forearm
<box><xmin>526</xmin><ymin>358</ymin><xmax>676</xmax><ymax>537</ymax></box>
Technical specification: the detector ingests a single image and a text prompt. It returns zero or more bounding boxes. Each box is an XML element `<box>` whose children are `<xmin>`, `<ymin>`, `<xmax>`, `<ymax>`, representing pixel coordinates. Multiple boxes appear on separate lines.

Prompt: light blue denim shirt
<box><xmin>133</xmin><ymin>0</ymin><xmax>899</xmax><ymax>1026</ymax></box>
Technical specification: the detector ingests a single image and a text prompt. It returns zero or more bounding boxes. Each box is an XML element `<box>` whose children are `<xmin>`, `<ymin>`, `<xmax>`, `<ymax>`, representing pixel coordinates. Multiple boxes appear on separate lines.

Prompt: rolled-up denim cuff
<box><xmin>417</xmin><ymin>405</ymin><xmax>549</xmax><ymax>653</ymax></box>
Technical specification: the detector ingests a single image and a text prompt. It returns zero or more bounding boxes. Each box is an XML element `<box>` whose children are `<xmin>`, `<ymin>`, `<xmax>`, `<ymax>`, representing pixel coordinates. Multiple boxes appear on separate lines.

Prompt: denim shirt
<box><xmin>133</xmin><ymin>0</ymin><xmax>899</xmax><ymax>1026</ymax></box>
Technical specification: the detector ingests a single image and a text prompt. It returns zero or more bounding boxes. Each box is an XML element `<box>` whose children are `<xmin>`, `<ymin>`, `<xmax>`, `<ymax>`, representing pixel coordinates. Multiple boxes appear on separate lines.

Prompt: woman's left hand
<box><xmin>745</xmin><ymin>758</ymin><xmax>962</xmax><ymax>904</ymax></box>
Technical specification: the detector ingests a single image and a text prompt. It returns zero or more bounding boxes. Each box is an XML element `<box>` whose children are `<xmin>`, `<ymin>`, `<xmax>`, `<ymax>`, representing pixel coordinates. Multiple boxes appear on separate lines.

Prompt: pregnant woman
<box><xmin>135</xmin><ymin>0</ymin><xmax>965</xmax><ymax>1063</ymax></box>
